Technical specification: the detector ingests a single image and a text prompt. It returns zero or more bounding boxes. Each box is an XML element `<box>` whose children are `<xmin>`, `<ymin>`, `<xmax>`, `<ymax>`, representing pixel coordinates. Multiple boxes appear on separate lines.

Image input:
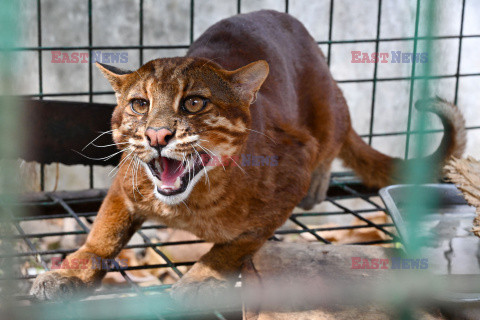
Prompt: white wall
<box><xmin>11</xmin><ymin>0</ymin><xmax>480</xmax><ymax>191</ymax></box>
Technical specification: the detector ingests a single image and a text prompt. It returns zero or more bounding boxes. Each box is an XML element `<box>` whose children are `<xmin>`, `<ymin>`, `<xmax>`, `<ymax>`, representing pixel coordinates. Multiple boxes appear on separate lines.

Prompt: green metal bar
<box><xmin>400</xmin><ymin>4</ymin><xmax>439</xmax><ymax>319</ymax></box>
<box><xmin>368</xmin><ymin>0</ymin><xmax>383</xmax><ymax>145</ymax></box>
<box><xmin>37</xmin><ymin>0</ymin><xmax>45</xmax><ymax>191</ymax></box>
<box><xmin>404</xmin><ymin>0</ymin><xmax>421</xmax><ymax>159</ymax></box>
<box><xmin>88</xmin><ymin>0</ymin><xmax>94</xmax><ymax>189</ymax></box>
<box><xmin>454</xmin><ymin>0</ymin><xmax>466</xmax><ymax>105</ymax></box>
<box><xmin>0</xmin><ymin>0</ymin><xmax>22</xmax><ymax>317</ymax></box>
<box><xmin>190</xmin><ymin>0</ymin><xmax>194</xmax><ymax>44</ymax></box>
<box><xmin>327</xmin><ymin>0</ymin><xmax>334</xmax><ymax>66</ymax></box>
<box><xmin>139</xmin><ymin>0</ymin><xmax>144</xmax><ymax>65</ymax></box>
<box><xmin>36</xmin><ymin>0</ymin><xmax>42</xmax><ymax>96</ymax></box>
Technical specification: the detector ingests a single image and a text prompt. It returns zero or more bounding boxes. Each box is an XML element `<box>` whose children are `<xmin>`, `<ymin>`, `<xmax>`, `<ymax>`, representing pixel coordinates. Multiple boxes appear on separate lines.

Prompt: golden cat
<box><xmin>31</xmin><ymin>10</ymin><xmax>465</xmax><ymax>301</ymax></box>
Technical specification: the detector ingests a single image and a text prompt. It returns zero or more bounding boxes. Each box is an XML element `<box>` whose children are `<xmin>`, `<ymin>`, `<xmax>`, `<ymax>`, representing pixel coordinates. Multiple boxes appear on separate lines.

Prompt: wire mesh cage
<box><xmin>1</xmin><ymin>0</ymin><xmax>480</xmax><ymax>319</ymax></box>
<box><xmin>13</xmin><ymin>0</ymin><xmax>480</xmax><ymax>191</ymax></box>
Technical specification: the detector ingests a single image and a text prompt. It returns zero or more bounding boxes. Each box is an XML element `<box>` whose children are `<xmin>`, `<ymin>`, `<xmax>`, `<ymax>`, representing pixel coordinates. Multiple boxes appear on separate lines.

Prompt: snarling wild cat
<box><xmin>31</xmin><ymin>10</ymin><xmax>465</xmax><ymax>301</ymax></box>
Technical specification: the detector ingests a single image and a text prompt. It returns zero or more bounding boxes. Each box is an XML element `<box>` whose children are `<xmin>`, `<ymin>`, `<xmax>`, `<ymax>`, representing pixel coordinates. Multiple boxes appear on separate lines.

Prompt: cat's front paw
<box><xmin>30</xmin><ymin>271</ymin><xmax>87</xmax><ymax>301</ymax></box>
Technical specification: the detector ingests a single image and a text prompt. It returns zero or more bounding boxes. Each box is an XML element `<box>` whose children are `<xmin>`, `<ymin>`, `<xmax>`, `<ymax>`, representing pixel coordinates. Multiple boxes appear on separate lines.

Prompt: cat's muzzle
<box><xmin>147</xmin><ymin>153</ymin><xmax>210</xmax><ymax>196</ymax></box>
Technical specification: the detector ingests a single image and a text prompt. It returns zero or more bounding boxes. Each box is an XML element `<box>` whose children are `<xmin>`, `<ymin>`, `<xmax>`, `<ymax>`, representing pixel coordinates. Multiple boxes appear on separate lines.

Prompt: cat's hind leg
<box><xmin>170</xmin><ymin>229</ymin><xmax>271</xmax><ymax>305</ymax></box>
<box><xmin>297</xmin><ymin>162</ymin><xmax>331</xmax><ymax>210</ymax></box>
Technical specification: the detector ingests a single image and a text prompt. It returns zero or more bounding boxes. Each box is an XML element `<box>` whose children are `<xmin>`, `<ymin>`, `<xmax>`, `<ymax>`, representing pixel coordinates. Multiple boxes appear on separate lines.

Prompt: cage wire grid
<box><xmin>18</xmin><ymin>0</ymin><xmax>480</xmax><ymax>190</ymax></box>
<box><xmin>3</xmin><ymin>173</ymin><xmax>397</xmax><ymax>303</ymax></box>
<box><xmin>1</xmin><ymin>0</ymin><xmax>477</xmax><ymax>317</ymax></box>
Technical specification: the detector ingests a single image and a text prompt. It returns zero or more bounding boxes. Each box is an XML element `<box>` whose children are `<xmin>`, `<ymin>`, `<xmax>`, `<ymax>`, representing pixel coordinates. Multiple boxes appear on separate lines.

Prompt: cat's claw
<box><xmin>30</xmin><ymin>271</ymin><xmax>87</xmax><ymax>301</ymax></box>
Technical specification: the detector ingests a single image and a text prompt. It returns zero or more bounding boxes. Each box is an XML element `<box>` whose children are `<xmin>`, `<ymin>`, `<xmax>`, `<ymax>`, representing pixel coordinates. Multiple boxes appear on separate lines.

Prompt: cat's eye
<box><xmin>130</xmin><ymin>99</ymin><xmax>149</xmax><ymax>115</ymax></box>
<box><xmin>182</xmin><ymin>97</ymin><xmax>208</xmax><ymax>114</ymax></box>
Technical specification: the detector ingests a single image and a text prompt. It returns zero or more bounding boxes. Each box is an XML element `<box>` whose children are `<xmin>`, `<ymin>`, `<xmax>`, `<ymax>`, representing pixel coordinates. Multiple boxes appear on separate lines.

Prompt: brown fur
<box><xmin>31</xmin><ymin>10</ymin><xmax>465</xmax><ymax>301</ymax></box>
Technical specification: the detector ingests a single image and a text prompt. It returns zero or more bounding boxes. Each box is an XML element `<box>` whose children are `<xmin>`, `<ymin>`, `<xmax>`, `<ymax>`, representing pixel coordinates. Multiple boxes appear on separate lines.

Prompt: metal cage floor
<box><xmin>1</xmin><ymin>173</ymin><xmax>398</xmax><ymax>311</ymax></box>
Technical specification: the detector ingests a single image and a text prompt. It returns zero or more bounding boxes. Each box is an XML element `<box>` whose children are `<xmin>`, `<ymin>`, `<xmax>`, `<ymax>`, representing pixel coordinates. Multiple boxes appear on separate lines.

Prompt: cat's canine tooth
<box><xmin>180</xmin><ymin>162</ymin><xmax>190</xmax><ymax>178</ymax></box>
<box><xmin>154</xmin><ymin>178</ymin><xmax>163</xmax><ymax>188</ymax></box>
<box><xmin>184</xmin><ymin>159</ymin><xmax>191</xmax><ymax>172</ymax></box>
<box><xmin>155</xmin><ymin>158</ymin><xmax>162</xmax><ymax>172</ymax></box>
<box><xmin>174</xmin><ymin>177</ymin><xmax>181</xmax><ymax>189</ymax></box>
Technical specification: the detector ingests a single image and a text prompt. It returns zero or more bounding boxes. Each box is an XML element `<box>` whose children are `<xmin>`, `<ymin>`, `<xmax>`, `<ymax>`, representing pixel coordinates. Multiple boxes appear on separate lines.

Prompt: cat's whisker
<box><xmin>109</xmin><ymin>150</ymin><xmax>134</xmax><ymax>177</ymax></box>
<box><xmin>229</xmin><ymin>156</ymin><xmax>247</xmax><ymax>175</ymax></box>
<box><xmin>185</xmin><ymin>155</ymin><xmax>190</xmax><ymax>185</ymax></box>
<box><xmin>110</xmin><ymin>149</ymin><xmax>133</xmax><ymax>172</ymax></box>
<box><xmin>193</xmin><ymin>147</ymin><xmax>210</xmax><ymax>188</ymax></box>
<box><xmin>196</xmin><ymin>143</ymin><xmax>225</xmax><ymax>172</ymax></box>
<box><xmin>133</xmin><ymin>157</ymin><xmax>138</xmax><ymax>193</ymax></box>
<box><xmin>200</xmin><ymin>147</ymin><xmax>225</xmax><ymax>172</ymax></box>
<box><xmin>195</xmin><ymin>140</ymin><xmax>219</xmax><ymax>158</ymax></box>
<box><xmin>72</xmin><ymin>147</ymin><xmax>128</xmax><ymax>162</ymax></box>
<box><xmin>91</xmin><ymin>142</ymin><xmax>130</xmax><ymax>148</ymax></box>
<box><xmin>180</xmin><ymin>151</ymin><xmax>188</xmax><ymax>177</ymax></box>
<box><xmin>181</xmin><ymin>200</ymin><xmax>193</xmax><ymax>214</ymax></box>
<box><xmin>134</xmin><ymin>157</ymin><xmax>144</xmax><ymax>197</ymax></box>
<box><xmin>197</xmin><ymin>143</ymin><xmax>221</xmax><ymax>171</ymax></box>
<box><xmin>187</xmin><ymin>156</ymin><xmax>193</xmax><ymax>187</ymax></box>
<box><xmin>128</xmin><ymin>156</ymin><xmax>138</xmax><ymax>202</ymax></box>
<box><xmin>174</xmin><ymin>160</ymin><xmax>183</xmax><ymax>174</ymax></box>
<box><xmin>135</xmin><ymin>158</ymin><xmax>145</xmax><ymax>198</ymax></box>
<box><xmin>181</xmin><ymin>152</ymin><xmax>187</xmax><ymax>167</ymax></box>
<box><xmin>124</xmin><ymin>153</ymin><xmax>135</xmax><ymax>183</ymax></box>
<box><xmin>82</xmin><ymin>130</ymin><xmax>114</xmax><ymax>151</ymax></box>
<box><xmin>96</xmin><ymin>130</ymin><xmax>127</xmax><ymax>137</ymax></box>
<box><xmin>245</xmin><ymin>128</ymin><xmax>277</xmax><ymax>144</ymax></box>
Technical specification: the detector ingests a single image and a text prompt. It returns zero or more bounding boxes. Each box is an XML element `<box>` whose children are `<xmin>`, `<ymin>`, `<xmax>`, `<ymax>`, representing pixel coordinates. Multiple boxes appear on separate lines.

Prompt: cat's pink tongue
<box><xmin>160</xmin><ymin>157</ymin><xmax>184</xmax><ymax>186</ymax></box>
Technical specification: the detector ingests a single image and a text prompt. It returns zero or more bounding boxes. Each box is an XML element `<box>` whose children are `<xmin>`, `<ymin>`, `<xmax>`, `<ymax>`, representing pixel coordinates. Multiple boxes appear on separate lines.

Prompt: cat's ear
<box><xmin>95</xmin><ymin>62</ymin><xmax>132</xmax><ymax>92</ymax></box>
<box><xmin>228</xmin><ymin>60</ymin><xmax>269</xmax><ymax>104</ymax></box>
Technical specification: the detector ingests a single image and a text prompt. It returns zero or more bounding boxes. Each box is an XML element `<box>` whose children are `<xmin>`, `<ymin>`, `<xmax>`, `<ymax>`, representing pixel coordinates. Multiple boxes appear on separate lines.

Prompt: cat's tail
<box><xmin>339</xmin><ymin>97</ymin><xmax>466</xmax><ymax>188</ymax></box>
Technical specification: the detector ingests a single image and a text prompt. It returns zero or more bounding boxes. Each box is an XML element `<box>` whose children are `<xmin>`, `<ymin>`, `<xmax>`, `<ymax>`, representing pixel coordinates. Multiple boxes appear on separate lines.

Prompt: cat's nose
<box><xmin>145</xmin><ymin>127</ymin><xmax>173</xmax><ymax>147</ymax></box>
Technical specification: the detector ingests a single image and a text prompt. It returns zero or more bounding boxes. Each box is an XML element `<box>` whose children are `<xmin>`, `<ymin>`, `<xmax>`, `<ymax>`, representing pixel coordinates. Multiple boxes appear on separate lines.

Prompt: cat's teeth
<box><xmin>183</xmin><ymin>161</ymin><xmax>191</xmax><ymax>172</ymax></box>
<box><xmin>154</xmin><ymin>178</ymin><xmax>163</xmax><ymax>188</ymax></box>
<box><xmin>174</xmin><ymin>177</ymin><xmax>181</xmax><ymax>189</ymax></box>
<box><xmin>160</xmin><ymin>177</ymin><xmax>181</xmax><ymax>190</ymax></box>
<box><xmin>155</xmin><ymin>159</ymin><xmax>162</xmax><ymax>172</ymax></box>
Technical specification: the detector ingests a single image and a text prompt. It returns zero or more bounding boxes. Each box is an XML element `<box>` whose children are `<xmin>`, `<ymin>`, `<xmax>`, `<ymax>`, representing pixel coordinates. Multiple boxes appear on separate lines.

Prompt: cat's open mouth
<box><xmin>147</xmin><ymin>154</ymin><xmax>211</xmax><ymax>196</ymax></box>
